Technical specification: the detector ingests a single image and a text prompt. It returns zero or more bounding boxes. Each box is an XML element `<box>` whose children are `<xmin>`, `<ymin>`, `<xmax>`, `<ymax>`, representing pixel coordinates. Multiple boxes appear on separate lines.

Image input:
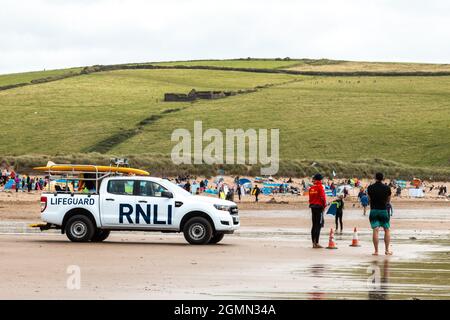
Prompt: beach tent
<box><xmin>238</xmin><ymin>178</ymin><xmax>252</xmax><ymax>192</ymax></box>
<box><xmin>3</xmin><ymin>179</ymin><xmax>15</xmax><ymax>190</ymax></box>
<box><xmin>238</xmin><ymin>178</ymin><xmax>251</xmax><ymax>186</ymax></box>
<box><xmin>408</xmin><ymin>188</ymin><xmax>424</xmax><ymax>198</ymax></box>
<box><xmin>336</xmin><ymin>185</ymin><xmax>353</xmax><ymax>196</ymax></box>
<box><xmin>262</xmin><ymin>183</ymin><xmax>289</xmax><ymax>195</ymax></box>
<box><xmin>396</xmin><ymin>180</ymin><xmax>407</xmax><ymax>188</ymax></box>
<box><xmin>204</xmin><ymin>188</ymin><xmax>218</xmax><ymax>195</ymax></box>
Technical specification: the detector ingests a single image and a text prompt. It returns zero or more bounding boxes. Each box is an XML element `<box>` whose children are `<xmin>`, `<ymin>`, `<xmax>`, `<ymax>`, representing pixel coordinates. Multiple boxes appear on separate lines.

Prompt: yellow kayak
<box><xmin>33</xmin><ymin>165</ymin><xmax>149</xmax><ymax>176</ymax></box>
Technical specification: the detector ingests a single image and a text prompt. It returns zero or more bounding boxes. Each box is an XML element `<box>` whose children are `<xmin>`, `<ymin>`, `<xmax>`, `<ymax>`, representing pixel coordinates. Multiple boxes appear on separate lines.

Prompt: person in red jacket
<box><xmin>309</xmin><ymin>173</ymin><xmax>327</xmax><ymax>248</ymax></box>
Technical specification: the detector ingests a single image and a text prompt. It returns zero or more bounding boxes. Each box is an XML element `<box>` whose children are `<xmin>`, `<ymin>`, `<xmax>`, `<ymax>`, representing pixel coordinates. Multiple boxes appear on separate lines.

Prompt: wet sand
<box><xmin>0</xmin><ymin>189</ymin><xmax>449</xmax><ymax>299</ymax></box>
<box><xmin>0</xmin><ymin>231</ymin><xmax>448</xmax><ymax>300</ymax></box>
<box><xmin>0</xmin><ymin>206</ymin><xmax>449</xmax><ymax>299</ymax></box>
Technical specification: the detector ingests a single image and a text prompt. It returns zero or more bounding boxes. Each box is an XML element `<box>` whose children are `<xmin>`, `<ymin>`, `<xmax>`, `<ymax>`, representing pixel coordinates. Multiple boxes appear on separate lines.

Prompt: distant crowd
<box><xmin>1</xmin><ymin>168</ymin><xmax>448</xmax><ymax>201</ymax></box>
<box><xmin>170</xmin><ymin>175</ymin><xmax>448</xmax><ymax>204</ymax></box>
<box><xmin>0</xmin><ymin>168</ymin><xmax>47</xmax><ymax>192</ymax></box>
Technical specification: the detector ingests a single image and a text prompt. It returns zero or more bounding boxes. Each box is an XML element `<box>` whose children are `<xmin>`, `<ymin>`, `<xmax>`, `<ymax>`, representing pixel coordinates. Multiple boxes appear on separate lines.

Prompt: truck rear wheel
<box><xmin>65</xmin><ymin>215</ymin><xmax>95</xmax><ymax>242</ymax></box>
<box><xmin>183</xmin><ymin>217</ymin><xmax>213</xmax><ymax>245</ymax></box>
<box><xmin>91</xmin><ymin>230</ymin><xmax>110</xmax><ymax>242</ymax></box>
<box><xmin>209</xmin><ymin>233</ymin><xmax>225</xmax><ymax>244</ymax></box>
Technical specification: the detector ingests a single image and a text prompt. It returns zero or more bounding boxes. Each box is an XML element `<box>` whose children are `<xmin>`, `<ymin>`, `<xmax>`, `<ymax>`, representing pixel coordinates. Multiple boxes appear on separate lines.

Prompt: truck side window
<box><xmin>137</xmin><ymin>181</ymin><xmax>167</xmax><ymax>197</ymax></box>
<box><xmin>107</xmin><ymin>180</ymin><xmax>134</xmax><ymax>195</ymax></box>
<box><xmin>151</xmin><ymin>182</ymin><xmax>167</xmax><ymax>197</ymax></box>
<box><xmin>137</xmin><ymin>181</ymin><xmax>153</xmax><ymax>197</ymax></box>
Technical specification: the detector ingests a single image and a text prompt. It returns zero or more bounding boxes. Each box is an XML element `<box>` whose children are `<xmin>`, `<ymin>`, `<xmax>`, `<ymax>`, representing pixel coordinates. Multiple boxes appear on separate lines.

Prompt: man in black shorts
<box><xmin>367</xmin><ymin>172</ymin><xmax>393</xmax><ymax>256</ymax></box>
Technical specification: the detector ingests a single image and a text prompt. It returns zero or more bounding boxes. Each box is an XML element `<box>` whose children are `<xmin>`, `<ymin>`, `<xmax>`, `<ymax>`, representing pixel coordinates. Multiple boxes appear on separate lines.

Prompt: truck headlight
<box><xmin>214</xmin><ymin>204</ymin><xmax>231</xmax><ymax>211</ymax></box>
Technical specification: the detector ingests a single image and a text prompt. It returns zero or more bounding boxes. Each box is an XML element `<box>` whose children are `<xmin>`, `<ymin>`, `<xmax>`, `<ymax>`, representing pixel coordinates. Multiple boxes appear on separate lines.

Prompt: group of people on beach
<box><xmin>177</xmin><ymin>171</ymin><xmax>395</xmax><ymax>256</ymax></box>
<box><xmin>0</xmin><ymin>169</ymin><xmax>46</xmax><ymax>192</ymax></box>
<box><xmin>308</xmin><ymin>172</ymin><xmax>393</xmax><ymax>255</ymax></box>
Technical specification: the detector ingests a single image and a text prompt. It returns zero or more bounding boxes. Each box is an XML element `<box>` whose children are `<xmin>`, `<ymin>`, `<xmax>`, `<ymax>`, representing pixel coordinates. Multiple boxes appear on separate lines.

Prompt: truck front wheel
<box><xmin>65</xmin><ymin>215</ymin><xmax>95</xmax><ymax>242</ymax></box>
<box><xmin>183</xmin><ymin>217</ymin><xmax>213</xmax><ymax>245</ymax></box>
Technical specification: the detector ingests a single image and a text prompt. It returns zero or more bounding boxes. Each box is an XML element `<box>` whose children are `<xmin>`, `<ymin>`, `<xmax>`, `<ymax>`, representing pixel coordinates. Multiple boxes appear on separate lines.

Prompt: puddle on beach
<box><xmin>303</xmin><ymin>251</ymin><xmax>450</xmax><ymax>300</ymax></box>
<box><xmin>231</xmin><ymin>240</ymin><xmax>450</xmax><ymax>300</ymax></box>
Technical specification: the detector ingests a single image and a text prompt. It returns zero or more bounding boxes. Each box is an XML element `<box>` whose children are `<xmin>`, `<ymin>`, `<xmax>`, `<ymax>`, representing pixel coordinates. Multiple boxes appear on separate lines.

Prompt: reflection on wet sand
<box><xmin>308</xmin><ymin>264</ymin><xmax>327</xmax><ymax>300</ymax></box>
<box><xmin>367</xmin><ymin>259</ymin><xmax>390</xmax><ymax>300</ymax></box>
<box><xmin>289</xmin><ymin>246</ymin><xmax>449</xmax><ymax>300</ymax></box>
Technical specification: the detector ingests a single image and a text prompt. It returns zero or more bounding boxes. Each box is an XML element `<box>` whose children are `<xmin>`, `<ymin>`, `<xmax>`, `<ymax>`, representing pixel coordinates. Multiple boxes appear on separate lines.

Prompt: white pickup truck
<box><xmin>37</xmin><ymin>176</ymin><xmax>239</xmax><ymax>244</ymax></box>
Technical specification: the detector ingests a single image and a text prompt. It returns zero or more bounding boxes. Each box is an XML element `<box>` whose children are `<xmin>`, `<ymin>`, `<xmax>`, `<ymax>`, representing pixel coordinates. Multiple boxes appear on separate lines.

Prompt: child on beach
<box><xmin>334</xmin><ymin>195</ymin><xmax>345</xmax><ymax>234</ymax></box>
<box><xmin>360</xmin><ymin>192</ymin><xmax>369</xmax><ymax>215</ymax></box>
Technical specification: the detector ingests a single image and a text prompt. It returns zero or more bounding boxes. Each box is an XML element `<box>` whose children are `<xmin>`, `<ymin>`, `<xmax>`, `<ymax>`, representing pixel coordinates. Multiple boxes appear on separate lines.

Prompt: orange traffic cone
<box><xmin>326</xmin><ymin>228</ymin><xmax>338</xmax><ymax>249</ymax></box>
<box><xmin>349</xmin><ymin>227</ymin><xmax>361</xmax><ymax>247</ymax></box>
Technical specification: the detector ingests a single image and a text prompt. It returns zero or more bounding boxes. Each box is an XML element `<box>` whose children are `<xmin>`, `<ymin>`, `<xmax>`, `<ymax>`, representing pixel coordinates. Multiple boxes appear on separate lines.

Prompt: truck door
<box><xmin>100</xmin><ymin>179</ymin><xmax>175</xmax><ymax>228</ymax></box>
<box><xmin>100</xmin><ymin>179</ymin><xmax>138</xmax><ymax>226</ymax></box>
<box><xmin>134</xmin><ymin>180</ymin><xmax>175</xmax><ymax>229</ymax></box>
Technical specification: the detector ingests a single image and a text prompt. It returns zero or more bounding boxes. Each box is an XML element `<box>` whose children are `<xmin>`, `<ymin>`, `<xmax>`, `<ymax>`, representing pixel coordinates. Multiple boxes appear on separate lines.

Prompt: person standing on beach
<box><xmin>358</xmin><ymin>188</ymin><xmax>369</xmax><ymax>215</ymax></box>
<box><xmin>309</xmin><ymin>173</ymin><xmax>327</xmax><ymax>248</ymax></box>
<box><xmin>334</xmin><ymin>195</ymin><xmax>344</xmax><ymax>234</ymax></box>
<box><xmin>184</xmin><ymin>180</ymin><xmax>191</xmax><ymax>193</ymax></box>
<box><xmin>367</xmin><ymin>172</ymin><xmax>393</xmax><ymax>256</ymax></box>
<box><xmin>14</xmin><ymin>175</ymin><xmax>20</xmax><ymax>193</ymax></box>
<box><xmin>252</xmin><ymin>184</ymin><xmax>261</xmax><ymax>202</ymax></box>
<box><xmin>343</xmin><ymin>186</ymin><xmax>349</xmax><ymax>199</ymax></box>
<box><xmin>26</xmin><ymin>175</ymin><xmax>31</xmax><ymax>192</ymax></box>
<box><xmin>395</xmin><ymin>185</ymin><xmax>402</xmax><ymax>197</ymax></box>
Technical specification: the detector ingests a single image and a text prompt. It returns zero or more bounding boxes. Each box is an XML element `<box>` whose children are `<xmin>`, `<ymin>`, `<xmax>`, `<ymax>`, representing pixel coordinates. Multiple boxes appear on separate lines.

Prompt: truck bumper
<box><xmin>29</xmin><ymin>223</ymin><xmax>59</xmax><ymax>231</ymax></box>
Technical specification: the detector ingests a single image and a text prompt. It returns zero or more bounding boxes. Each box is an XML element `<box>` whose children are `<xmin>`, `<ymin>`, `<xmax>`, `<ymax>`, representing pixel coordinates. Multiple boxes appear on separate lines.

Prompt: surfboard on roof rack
<box><xmin>33</xmin><ymin>164</ymin><xmax>150</xmax><ymax>176</ymax></box>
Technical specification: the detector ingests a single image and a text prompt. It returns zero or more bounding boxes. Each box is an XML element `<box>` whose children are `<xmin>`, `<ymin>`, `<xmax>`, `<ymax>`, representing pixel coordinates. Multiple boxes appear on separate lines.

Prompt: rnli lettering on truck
<box><xmin>119</xmin><ymin>204</ymin><xmax>173</xmax><ymax>225</ymax></box>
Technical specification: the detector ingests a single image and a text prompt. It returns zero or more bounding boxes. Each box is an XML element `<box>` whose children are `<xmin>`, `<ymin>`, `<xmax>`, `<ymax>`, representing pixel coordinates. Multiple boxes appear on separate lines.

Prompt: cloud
<box><xmin>1</xmin><ymin>0</ymin><xmax>449</xmax><ymax>74</ymax></box>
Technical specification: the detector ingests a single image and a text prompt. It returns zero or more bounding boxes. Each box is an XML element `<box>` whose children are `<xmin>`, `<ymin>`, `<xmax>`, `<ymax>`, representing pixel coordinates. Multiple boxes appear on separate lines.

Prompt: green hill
<box><xmin>153</xmin><ymin>58</ymin><xmax>450</xmax><ymax>73</ymax></box>
<box><xmin>1</xmin><ymin>59</ymin><xmax>449</xmax><ymax>179</ymax></box>
<box><xmin>0</xmin><ymin>67</ymin><xmax>82</xmax><ymax>87</ymax></box>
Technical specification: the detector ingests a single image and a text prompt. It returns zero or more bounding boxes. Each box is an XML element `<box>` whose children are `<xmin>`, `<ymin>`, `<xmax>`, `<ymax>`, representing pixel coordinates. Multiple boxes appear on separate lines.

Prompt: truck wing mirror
<box><xmin>162</xmin><ymin>191</ymin><xmax>173</xmax><ymax>199</ymax></box>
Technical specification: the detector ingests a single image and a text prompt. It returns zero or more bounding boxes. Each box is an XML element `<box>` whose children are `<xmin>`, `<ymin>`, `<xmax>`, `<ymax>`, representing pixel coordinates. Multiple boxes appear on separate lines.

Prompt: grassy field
<box><xmin>112</xmin><ymin>75</ymin><xmax>450</xmax><ymax>167</ymax></box>
<box><xmin>285</xmin><ymin>61</ymin><xmax>450</xmax><ymax>73</ymax></box>
<box><xmin>0</xmin><ymin>69</ymin><xmax>295</xmax><ymax>155</ymax></box>
<box><xmin>153</xmin><ymin>58</ymin><xmax>450</xmax><ymax>73</ymax></box>
<box><xmin>153</xmin><ymin>59</ymin><xmax>301</xmax><ymax>69</ymax></box>
<box><xmin>0</xmin><ymin>67</ymin><xmax>82</xmax><ymax>87</ymax></box>
<box><xmin>2</xmin><ymin>59</ymin><xmax>449</xmax><ymax>88</ymax></box>
<box><xmin>0</xmin><ymin>61</ymin><xmax>449</xmax><ymax>177</ymax></box>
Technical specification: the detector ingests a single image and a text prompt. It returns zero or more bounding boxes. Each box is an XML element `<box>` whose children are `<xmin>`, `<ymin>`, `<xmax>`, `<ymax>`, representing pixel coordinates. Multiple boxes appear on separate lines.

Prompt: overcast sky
<box><xmin>1</xmin><ymin>0</ymin><xmax>449</xmax><ymax>74</ymax></box>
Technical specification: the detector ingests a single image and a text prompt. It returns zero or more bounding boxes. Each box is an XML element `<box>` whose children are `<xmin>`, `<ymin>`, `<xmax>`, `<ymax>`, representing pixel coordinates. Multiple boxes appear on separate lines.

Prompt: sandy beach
<box><xmin>0</xmin><ymin>188</ymin><xmax>449</xmax><ymax>299</ymax></box>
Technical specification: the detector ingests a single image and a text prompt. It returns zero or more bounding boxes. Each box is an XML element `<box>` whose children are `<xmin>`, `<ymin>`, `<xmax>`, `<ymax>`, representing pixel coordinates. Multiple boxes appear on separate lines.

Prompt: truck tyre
<box><xmin>91</xmin><ymin>230</ymin><xmax>110</xmax><ymax>242</ymax></box>
<box><xmin>65</xmin><ymin>215</ymin><xmax>95</xmax><ymax>242</ymax></box>
<box><xmin>183</xmin><ymin>217</ymin><xmax>213</xmax><ymax>245</ymax></box>
<box><xmin>208</xmin><ymin>233</ymin><xmax>225</xmax><ymax>244</ymax></box>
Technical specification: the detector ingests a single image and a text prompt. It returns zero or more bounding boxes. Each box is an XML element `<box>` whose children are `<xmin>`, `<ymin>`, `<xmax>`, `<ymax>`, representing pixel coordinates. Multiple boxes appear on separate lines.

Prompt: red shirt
<box><xmin>309</xmin><ymin>181</ymin><xmax>327</xmax><ymax>208</ymax></box>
